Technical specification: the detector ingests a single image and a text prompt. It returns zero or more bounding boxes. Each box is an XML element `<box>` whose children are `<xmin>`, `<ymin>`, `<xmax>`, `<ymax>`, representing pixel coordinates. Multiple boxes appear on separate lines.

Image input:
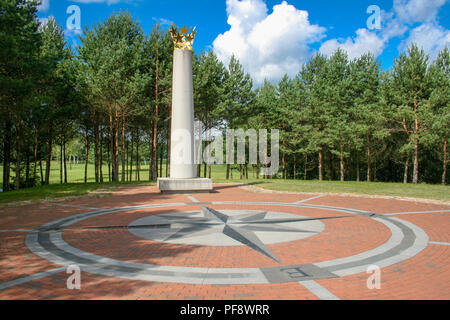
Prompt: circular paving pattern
<box><xmin>128</xmin><ymin>209</ymin><xmax>325</xmax><ymax>246</ymax></box>
<box><xmin>25</xmin><ymin>200</ymin><xmax>429</xmax><ymax>285</ymax></box>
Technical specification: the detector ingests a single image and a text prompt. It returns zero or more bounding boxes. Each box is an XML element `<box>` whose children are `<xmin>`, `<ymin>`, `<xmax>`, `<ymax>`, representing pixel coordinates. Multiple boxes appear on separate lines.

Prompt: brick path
<box><xmin>0</xmin><ymin>184</ymin><xmax>448</xmax><ymax>300</ymax></box>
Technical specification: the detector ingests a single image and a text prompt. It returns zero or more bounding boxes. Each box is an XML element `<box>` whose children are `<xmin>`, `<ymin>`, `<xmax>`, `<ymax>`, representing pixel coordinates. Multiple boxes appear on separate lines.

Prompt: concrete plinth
<box><xmin>157</xmin><ymin>178</ymin><xmax>213</xmax><ymax>193</ymax></box>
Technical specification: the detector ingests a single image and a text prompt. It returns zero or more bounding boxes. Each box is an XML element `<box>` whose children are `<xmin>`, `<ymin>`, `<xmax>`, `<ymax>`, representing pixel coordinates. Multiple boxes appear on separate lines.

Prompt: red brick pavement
<box><xmin>0</xmin><ymin>184</ymin><xmax>448</xmax><ymax>300</ymax></box>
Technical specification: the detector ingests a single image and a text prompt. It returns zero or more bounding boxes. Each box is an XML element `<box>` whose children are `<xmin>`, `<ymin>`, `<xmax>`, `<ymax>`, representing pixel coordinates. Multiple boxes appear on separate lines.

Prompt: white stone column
<box><xmin>170</xmin><ymin>48</ymin><xmax>196</xmax><ymax>179</ymax></box>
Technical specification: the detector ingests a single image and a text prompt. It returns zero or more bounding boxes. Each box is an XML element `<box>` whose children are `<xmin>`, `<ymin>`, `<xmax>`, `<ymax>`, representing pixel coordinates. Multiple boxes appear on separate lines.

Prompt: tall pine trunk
<box><xmin>108</xmin><ymin>106</ymin><xmax>114</xmax><ymax>181</ymax></box>
<box><xmin>126</xmin><ymin>139</ymin><xmax>129</xmax><ymax>181</ymax></box>
<box><xmin>293</xmin><ymin>154</ymin><xmax>296</xmax><ymax>180</ymax></box>
<box><xmin>160</xmin><ymin>150</ymin><xmax>163</xmax><ymax>178</ymax></box>
<box><xmin>100</xmin><ymin>128</ymin><xmax>104</xmax><ymax>183</ymax></box>
<box><xmin>130</xmin><ymin>129</ymin><xmax>134</xmax><ymax>182</ymax></box>
<box><xmin>304</xmin><ymin>154</ymin><xmax>308</xmax><ymax>180</ymax></box>
<box><xmin>14</xmin><ymin>120</ymin><xmax>22</xmax><ymax>190</ymax></box>
<box><xmin>3</xmin><ymin>119</ymin><xmax>12</xmax><ymax>192</ymax></box>
<box><xmin>318</xmin><ymin>149</ymin><xmax>323</xmax><ymax>181</ymax></box>
<box><xmin>340</xmin><ymin>143</ymin><xmax>345</xmax><ymax>182</ymax></box>
<box><xmin>45</xmin><ymin>123</ymin><xmax>53</xmax><ymax>185</ymax></box>
<box><xmin>107</xmin><ymin>136</ymin><xmax>111</xmax><ymax>182</ymax></box>
<box><xmin>413</xmin><ymin>134</ymin><xmax>419</xmax><ymax>184</ymax></box>
<box><xmin>63</xmin><ymin>142</ymin><xmax>67</xmax><ymax>184</ymax></box>
<box><xmin>149</xmin><ymin>125</ymin><xmax>153</xmax><ymax>180</ymax></box>
<box><xmin>114</xmin><ymin>110</ymin><xmax>120</xmax><ymax>182</ymax></box>
<box><xmin>412</xmin><ymin>101</ymin><xmax>420</xmax><ymax>184</ymax></box>
<box><xmin>403</xmin><ymin>158</ymin><xmax>409</xmax><ymax>184</ymax></box>
<box><xmin>136</xmin><ymin>131</ymin><xmax>140</xmax><ymax>181</ymax></box>
<box><xmin>25</xmin><ymin>152</ymin><xmax>30</xmax><ymax>187</ymax></box>
<box><xmin>33</xmin><ymin>133</ymin><xmax>38</xmax><ymax>185</ymax></box>
<box><xmin>39</xmin><ymin>160</ymin><xmax>44</xmax><ymax>185</ymax></box>
<box><xmin>121</xmin><ymin>113</ymin><xmax>126</xmax><ymax>182</ymax></box>
<box><xmin>94</xmin><ymin>112</ymin><xmax>99</xmax><ymax>183</ymax></box>
<box><xmin>84</xmin><ymin>130</ymin><xmax>89</xmax><ymax>184</ymax></box>
<box><xmin>356</xmin><ymin>151</ymin><xmax>360</xmax><ymax>182</ymax></box>
<box><xmin>60</xmin><ymin>142</ymin><xmax>63</xmax><ymax>184</ymax></box>
<box><xmin>442</xmin><ymin>137</ymin><xmax>448</xmax><ymax>185</ymax></box>
<box><xmin>367</xmin><ymin>136</ymin><xmax>371</xmax><ymax>182</ymax></box>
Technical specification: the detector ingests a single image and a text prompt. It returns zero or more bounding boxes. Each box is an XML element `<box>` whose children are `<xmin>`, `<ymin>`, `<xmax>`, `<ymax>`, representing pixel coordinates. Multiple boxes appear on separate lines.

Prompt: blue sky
<box><xmin>37</xmin><ymin>0</ymin><xmax>450</xmax><ymax>84</ymax></box>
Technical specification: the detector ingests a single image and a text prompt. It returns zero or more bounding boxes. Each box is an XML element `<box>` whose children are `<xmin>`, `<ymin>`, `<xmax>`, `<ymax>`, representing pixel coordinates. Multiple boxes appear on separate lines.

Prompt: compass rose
<box><xmin>126</xmin><ymin>207</ymin><xmax>347</xmax><ymax>263</ymax></box>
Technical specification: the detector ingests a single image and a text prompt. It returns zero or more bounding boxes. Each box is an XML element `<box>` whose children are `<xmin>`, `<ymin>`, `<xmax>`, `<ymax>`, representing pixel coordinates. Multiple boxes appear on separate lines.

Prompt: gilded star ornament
<box><xmin>170</xmin><ymin>25</ymin><xmax>196</xmax><ymax>51</ymax></box>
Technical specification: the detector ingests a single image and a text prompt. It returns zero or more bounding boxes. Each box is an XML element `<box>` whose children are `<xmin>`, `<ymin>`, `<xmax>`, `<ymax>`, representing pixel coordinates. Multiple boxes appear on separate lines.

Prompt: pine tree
<box><xmin>193</xmin><ymin>50</ymin><xmax>226</xmax><ymax>177</ymax></box>
<box><xmin>299</xmin><ymin>53</ymin><xmax>329</xmax><ymax>181</ymax></box>
<box><xmin>0</xmin><ymin>0</ymin><xmax>41</xmax><ymax>191</ymax></box>
<box><xmin>78</xmin><ymin>11</ymin><xmax>147</xmax><ymax>182</ymax></box>
<box><xmin>219</xmin><ymin>55</ymin><xmax>254</xmax><ymax>179</ymax></box>
<box><xmin>349</xmin><ymin>53</ymin><xmax>387</xmax><ymax>182</ymax></box>
<box><xmin>388</xmin><ymin>44</ymin><xmax>433</xmax><ymax>184</ymax></box>
<box><xmin>429</xmin><ymin>47</ymin><xmax>450</xmax><ymax>184</ymax></box>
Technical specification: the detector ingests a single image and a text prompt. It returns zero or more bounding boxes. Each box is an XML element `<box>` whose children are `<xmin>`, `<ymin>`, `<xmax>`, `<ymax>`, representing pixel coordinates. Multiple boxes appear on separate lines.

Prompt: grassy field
<box><xmin>0</xmin><ymin>162</ymin><xmax>449</xmax><ymax>204</ymax></box>
<box><xmin>231</xmin><ymin>179</ymin><xmax>450</xmax><ymax>202</ymax></box>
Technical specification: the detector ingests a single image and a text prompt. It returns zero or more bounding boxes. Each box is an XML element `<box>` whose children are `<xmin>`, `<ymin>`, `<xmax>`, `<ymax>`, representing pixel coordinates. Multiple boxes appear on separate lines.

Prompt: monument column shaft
<box><xmin>158</xmin><ymin>25</ymin><xmax>211</xmax><ymax>192</ymax></box>
<box><xmin>170</xmin><ymin>49</ymin><xmax>196</xmax><ymax>179</ymax></box>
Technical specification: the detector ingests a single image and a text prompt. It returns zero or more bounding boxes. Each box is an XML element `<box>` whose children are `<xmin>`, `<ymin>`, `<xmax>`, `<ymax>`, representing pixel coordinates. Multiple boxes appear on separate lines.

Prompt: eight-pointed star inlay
<box><xmin>126</xmin><ymin>207</ymin><xmax>348</xmax><ymax>263</ymax></box>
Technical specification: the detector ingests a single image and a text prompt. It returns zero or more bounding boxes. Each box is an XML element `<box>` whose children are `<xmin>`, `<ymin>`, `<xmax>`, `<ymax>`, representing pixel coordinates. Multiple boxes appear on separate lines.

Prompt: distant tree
<box><xmin>193</xmin><ymin>50</ymin><xmax>226</xmax><ymax>177</ymax></box>
<box><xmin>387</xmin><ymin>44</ymin><xmax>433</xmax><ymax>184</ymax></box>
<box><xmin>78</xmin><ymin>11</ymin><xmax>147</xmax><ymax>182</ymax></box>
<box><xmin>428</xmin><ymin>47</ymin><xmax>450</xmax><ymax>184</ymax></box>
<box><xmin>323</xmin><ymin>49</ymin><xmax>353</xmax><ymax>181</ymax></box>
<box><xmin>349</xmin><ymin>53</ymin><xmax>387</xmax><ymax>182</ymax></box>
<box><xmin>39</xmin><ymin>16</ymin><xmax>73</xmax><ymax>185</ymax></box>
<box><xmin>219</xmin><ymin>55</ymin><xmax>254</xmax><ymax>179</ymax></box>
<box><xmin>0</xmin><ymin>0</ymin><xmax>41</xmax><ymax>191</ymax></box>
<box><xmin>146</xmin><ymin>23</ymin><xmax>173</xmax><ymax>180</ymax></box>
<box><xmin>299</xmin><ymin>53</ymin><xmax>329</xmax><ymax>181</ymax></box>
<box><xmin>276</xmin><ymin>75</ymin><xmax>303</xmax><ymax>179</ymax></box>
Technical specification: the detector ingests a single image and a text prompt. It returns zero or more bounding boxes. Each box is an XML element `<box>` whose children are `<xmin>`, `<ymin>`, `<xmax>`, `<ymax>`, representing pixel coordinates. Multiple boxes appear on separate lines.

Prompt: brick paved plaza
<box><xmin>0</xmin><ymin>184</ymin><xmax>449</xmax><ymax>300</ymax></box>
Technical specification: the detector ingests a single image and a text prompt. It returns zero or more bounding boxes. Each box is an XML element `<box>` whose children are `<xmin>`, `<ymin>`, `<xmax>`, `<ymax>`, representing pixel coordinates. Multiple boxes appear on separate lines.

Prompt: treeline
<box><xmin>0</xmin><ymin>1</ymin><xmax>449</xmax><ymax>192</ymax></box>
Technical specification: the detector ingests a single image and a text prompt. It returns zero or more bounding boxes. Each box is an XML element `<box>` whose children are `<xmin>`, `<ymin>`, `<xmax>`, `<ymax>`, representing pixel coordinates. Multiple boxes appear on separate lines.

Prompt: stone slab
<box><xmin>261</xmin><ymin>264</ymin><xmax>338</xmax><ymax>283</ymax></box>
<box><xmin>157</xmin><ymin>177</ymin><xmax>213</xmax><ymax>193</ymax></box>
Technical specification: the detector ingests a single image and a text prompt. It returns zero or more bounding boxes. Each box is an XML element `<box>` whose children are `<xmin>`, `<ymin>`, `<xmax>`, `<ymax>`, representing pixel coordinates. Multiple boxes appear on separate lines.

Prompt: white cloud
<box><xmin>319</xmin><ymin>0</ymin><xmax>449</xmax><ymax>60</ymax></box>
<box><xmin>392</xmin><ymin>0</ymin><xmax>449</xmax><ymax>60</ymax></box>
<box><xmin>38</xmin><ymin>17</ymin><xmax>49</xmax><ymax>26</ymax></box>
<box><xmin>64</xmin><ymin>28</ymin><xmax>83</xmax><ymax>38</ymax></box>
<box><xmin>212</xmin><ymin>0</ymin><xmax>449</xmax><ymax>82</ymax></box>
<box><xmin>393</xmin><ymin>0</ymin><xmax>447</xmax><ymax>24</ymax></box>
<box><xmin>319</xmin><ymin>28</ymin><xmax>386</xmax><ymax>60</ymax></box>
<box><xmin>152</xmin><ymin>17</ymin><xmax>173</xmax><ymax>26</ymax></box>
<box><xmin>37</xmin><ymin>0</ymin><xmax>50</xmax><ymax>12</ymax></box>
<box><xmin>380</xmin><ymin>10</ymin><xmax>408</xmax><ymax>40</ymax></box>
<box><xmin>400</xmin><ymin>23</ymin><xmax>450</xmax><ymax>60</ymax></box>
<box><xmin>213</xmin><ymin>0</ymin><xmax>325</xmax><ymax>85</ymax></box>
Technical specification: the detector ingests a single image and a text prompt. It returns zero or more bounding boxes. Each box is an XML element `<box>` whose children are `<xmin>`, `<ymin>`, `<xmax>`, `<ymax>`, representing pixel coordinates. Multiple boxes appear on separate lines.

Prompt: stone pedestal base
<box><xmin>157</xmin><ymin>178</ymin><xmax>213</xmax><ymax>193</ymax></box>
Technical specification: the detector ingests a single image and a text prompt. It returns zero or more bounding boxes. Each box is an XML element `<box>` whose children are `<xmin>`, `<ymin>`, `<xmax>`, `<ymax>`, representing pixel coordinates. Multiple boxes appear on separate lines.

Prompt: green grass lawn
<box><xmin>0</xmin><ymin>161</ymin><xmax>161</xmax><ymax>185</ymax></box>
<box><xmin>0</xmin><ymin>163</ymin><xmax>449</xmax><ymax>204</ymax></box>
<box><xmin>230</xmin><ymin>179</ymin><xmax>450</xmax><ymax>202</ymax></box>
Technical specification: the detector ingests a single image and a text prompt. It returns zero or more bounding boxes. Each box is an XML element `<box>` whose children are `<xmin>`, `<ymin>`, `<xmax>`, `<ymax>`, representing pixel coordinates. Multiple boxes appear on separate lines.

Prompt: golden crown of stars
<box><xmin>170</xmin><ymin>24</ymin><xmax>196</xmax><ymax>51</ymax></box>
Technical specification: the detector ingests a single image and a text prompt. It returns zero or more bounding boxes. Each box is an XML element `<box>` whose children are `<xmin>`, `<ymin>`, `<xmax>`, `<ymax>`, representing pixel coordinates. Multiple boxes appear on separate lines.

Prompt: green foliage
<box><xmin>194</xmin><ymin>50</ymin><xmax>226</xmax><ymax>130</ymax></box>
<box><xmin>0</xmin><ymin>4</ymin><xmax>449</xmax><ymax>198</ymax></box>
<box><xmin>219</xmin><ymin>55</ymin><xmax>254</xmax><ymax>128</ymax></box>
